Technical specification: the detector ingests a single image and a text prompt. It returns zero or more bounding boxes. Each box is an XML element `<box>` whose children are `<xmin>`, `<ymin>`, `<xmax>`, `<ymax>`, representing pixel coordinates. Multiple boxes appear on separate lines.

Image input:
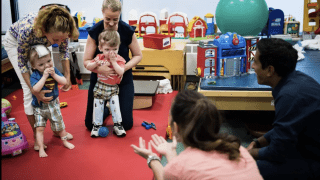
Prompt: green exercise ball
<box><xmin>216</xmin><ymin>0</ymin><xmax>269</xmax><ymax>36</ymax></box>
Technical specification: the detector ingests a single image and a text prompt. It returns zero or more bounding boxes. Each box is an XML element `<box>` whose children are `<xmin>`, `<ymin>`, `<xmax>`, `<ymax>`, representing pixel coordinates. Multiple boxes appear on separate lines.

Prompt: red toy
<box><xmin>143</xmin><ymin>34</ymin><xmax>171</xmax><ymax>50</ymax></box>
<box><xmin>138</xmin><ymin>12</ymin><xmax>158</xmax><ymax>37</ymax></box>
<box><xmin>188</xmin><ymin>16</ymin><xmax>208</xmax><ymax>38</ymax></box>
<box><xmin>196</xmin><ymin>43</ymin><xmax>218</xmax><ymax>77</ymax></box>
<box><xmin>167</xmin><ymin>12</ymin><xmax>189</xmax><ymax>38</ymax></box>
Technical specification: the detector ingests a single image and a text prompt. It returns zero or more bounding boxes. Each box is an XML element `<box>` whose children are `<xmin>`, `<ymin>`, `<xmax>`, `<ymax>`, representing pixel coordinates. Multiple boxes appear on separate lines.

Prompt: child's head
<box><xmin>29</xmin><ymin>45</ymin><xmax>53</xmax><ymax>73</ymax></box>
<box><xmin>98</xmin><ymin>30</ymin><xmax>120</xmax><ymax>58</ymax></box>
<box><xmin>170</xmin><ymin>90</ymin><xmax>241</xmax><ymax>161</ymax></box>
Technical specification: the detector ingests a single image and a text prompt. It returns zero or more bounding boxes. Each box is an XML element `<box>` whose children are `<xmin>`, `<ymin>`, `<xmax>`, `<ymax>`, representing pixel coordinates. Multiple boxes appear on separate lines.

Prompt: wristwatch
<box><xmin>253</xmin><ymin>138</ymin><xmax>261</xmax><ymax>148</ymax></box>
<box><xmin>147</xmin><ymin>155</ymin><xmax>161</xmax><ymax>168</ymax></box>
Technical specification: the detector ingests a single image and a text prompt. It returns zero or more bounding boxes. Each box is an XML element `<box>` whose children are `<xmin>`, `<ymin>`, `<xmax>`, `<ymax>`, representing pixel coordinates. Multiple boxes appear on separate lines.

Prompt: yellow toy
<box><xmin>93</xmin><ymin>17</ymin><xmax>103</xmax><ymax>25</ymax></box>
<box><xmin>303</xmin><ymin>0</ymin><xmax>320</xmax><ymax>33</ymax></box>
<box><xmin>76</xmin><ymin>12</ymin><xmax>87</xmax><ymax>27</ymax></box>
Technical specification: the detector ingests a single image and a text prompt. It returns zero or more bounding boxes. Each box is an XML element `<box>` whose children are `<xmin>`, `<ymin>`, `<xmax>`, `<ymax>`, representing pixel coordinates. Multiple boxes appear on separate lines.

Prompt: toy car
<box><xmin>60</xmin><ymin>102</ymin><xmax>68</xmax><ymax>108</ymax></box>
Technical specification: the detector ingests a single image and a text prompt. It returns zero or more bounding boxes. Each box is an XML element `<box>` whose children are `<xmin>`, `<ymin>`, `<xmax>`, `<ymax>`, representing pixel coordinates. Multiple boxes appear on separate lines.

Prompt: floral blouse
<box><xmin>9</xmin><ymin>12</ymin><xmax>70</xmax><ymax>73</ymax></box>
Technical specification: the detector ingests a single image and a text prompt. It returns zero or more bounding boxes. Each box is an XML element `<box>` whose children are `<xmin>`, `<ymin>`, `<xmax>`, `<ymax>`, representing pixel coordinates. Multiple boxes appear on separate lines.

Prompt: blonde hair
<box><xmin>102</xmin><ymin>0</ymin><xmax>122</xmax><ymax>12</ymax></box>
<box><xmin>29</xmin><ymin>46</ymin><xmax>51</xmax><ymax>67</ymax></box>
<box><xmin>98</xmin><ymin>30</ymin><xmax>121</xmax><ymax>48</ymax></box>
<box><xmin>34</xmin><ymin>5</ymin><xmax>79</xmax><ymax>40</ymax></box>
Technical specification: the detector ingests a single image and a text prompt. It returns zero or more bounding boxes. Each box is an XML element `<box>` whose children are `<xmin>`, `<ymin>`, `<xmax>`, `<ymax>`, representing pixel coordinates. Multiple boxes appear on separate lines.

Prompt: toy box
<box><xmin>143</xmin><ymin>34</ymin><xmax>171</xmax><ymax>50</ymax></box>
<box><xmin>284</xmin><ymin>21</ymin><xmax>300</xmax><ymax>36</ymax></box>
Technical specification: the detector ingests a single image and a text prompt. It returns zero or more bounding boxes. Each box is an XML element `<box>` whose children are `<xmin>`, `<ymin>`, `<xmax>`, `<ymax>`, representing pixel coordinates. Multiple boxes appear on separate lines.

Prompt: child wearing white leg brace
<box><xmin>85</xmin><ymin>30</ymin><xmax>126</xmax><ymax>137</ymax></box>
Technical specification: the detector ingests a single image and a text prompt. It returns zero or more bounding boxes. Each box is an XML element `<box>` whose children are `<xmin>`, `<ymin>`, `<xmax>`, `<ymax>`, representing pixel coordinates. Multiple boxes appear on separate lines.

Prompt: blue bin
<box><xmin>78</xmin><ymin>24</ymin><xmax>92</xmax><ymax>39</ymax></box>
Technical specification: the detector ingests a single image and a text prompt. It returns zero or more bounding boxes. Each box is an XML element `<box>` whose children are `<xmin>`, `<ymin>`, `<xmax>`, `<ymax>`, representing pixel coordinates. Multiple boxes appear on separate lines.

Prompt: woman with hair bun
<box><xmin>3</xmin><ymin>5</ymin><xmax>79</xmax><ymax>151</ymax></box>
<box><xmin>131</xmin><ymin>90</ymin><xmax>262</xmax><ymax>180</ymax></box>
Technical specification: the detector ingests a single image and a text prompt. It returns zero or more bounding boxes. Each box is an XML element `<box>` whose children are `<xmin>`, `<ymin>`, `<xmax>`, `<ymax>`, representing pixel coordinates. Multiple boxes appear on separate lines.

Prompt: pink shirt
<box><xmin>94</xmin><ymin>54</ymin><xmax>126</xmax><ymax>85</ymax></box>
<box><xmin>164</xmin><ymin>146</ymin><xmax>263</xmax><ymax>180</ymax></box>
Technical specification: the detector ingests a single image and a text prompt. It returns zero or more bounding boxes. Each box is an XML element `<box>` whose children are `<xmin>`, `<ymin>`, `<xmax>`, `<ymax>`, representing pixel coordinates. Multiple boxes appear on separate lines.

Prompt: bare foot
<box><xmin>34</xmin><ymin>142</ymin><xmax>47</xmax><ymax>151</ymax></box>
<box><xmin>63</xmin><ymin>141</ymin><xmax>75</xmax><ymax>149</ymax></box>
<box><xmin>39</xmin><ymin>149</ymin><xmax>48</xmax><ymax>157</ymax></box>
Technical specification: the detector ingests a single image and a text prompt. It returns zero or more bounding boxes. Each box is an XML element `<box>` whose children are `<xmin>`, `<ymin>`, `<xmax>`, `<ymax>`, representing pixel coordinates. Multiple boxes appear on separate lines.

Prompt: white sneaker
<box><xmin>91</xmin><ymin>125</ymin><xmax>101</xmax><ymax>137</ymax></box>
<box><xmin>113</xmin><ymin>123</ymin><xmax>126</xmax><ymax>137</ymax></box>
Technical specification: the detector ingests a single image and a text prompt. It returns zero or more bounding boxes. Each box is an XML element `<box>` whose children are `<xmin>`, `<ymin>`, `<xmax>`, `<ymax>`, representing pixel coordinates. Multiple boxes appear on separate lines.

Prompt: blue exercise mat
<box><xmin>2</xmin><ymin>47</ymin><xmax>8</xmax><ymax>60</ymax></box>
<box><xmin>200</xmin><ymin>50</ymin><xmax>320</xmax><ymax>91</ymax></box>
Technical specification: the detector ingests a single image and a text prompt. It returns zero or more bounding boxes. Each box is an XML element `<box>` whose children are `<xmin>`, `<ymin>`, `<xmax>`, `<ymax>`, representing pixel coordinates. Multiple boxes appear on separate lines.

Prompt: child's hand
<box><xmin>43</xmin><ymin>68</ymin><xmax>51</xmax><ymax>77</ymax></box>
<box><xmin>100</xmin><ymin>60</ymin><xmax>110</xmax><ymax>66</ymax></box>
<box><xmin>48</xmin><ymin>67</ymin><xmax>55</xmax><ymax>76</ymax></box>
<box><xmin>109</xmin><ymin>51</ymin><xmax>117</xmax><ymax>63</ymax></box>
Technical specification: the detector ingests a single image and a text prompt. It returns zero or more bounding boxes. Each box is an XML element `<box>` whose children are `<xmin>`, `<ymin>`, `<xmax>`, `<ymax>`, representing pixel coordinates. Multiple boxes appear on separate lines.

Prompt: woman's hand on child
<box><xmin>99</xmin><ymin>65</ymin><xmax>116</xmax><ymax>79</ymax></box>
<box><xmin>131</xmin><ymin>137</ymin><xmax>158</xmax><ymax>160</ymax></box>
<box><xmin>32</xmin><ymin>89</ymin><xmax>53</xmax><ymax>104</ymax></box>
<box><xmin>150</xmin><ymin>134</ymin><xmax>177</xmax><ymax>157</ymax></box>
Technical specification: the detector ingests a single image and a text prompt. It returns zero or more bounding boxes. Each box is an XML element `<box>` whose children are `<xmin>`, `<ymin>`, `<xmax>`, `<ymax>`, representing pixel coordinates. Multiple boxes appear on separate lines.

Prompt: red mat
<box><xmin>1</xmin><ymin>88</ymin><xmax>178</xmax><ymax>180</ymax></box>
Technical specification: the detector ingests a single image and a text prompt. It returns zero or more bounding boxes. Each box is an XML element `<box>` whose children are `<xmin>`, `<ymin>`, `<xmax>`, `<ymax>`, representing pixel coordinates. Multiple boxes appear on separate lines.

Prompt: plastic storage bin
<box><xmin>78</xmin><ymin>24</ymin><xmax>92</xmax><ymax>39</ymax></box>
<box><xmin>143</xmin><ymin>34</ymin><xmax>171</xmax><ymax>50</ymax></box>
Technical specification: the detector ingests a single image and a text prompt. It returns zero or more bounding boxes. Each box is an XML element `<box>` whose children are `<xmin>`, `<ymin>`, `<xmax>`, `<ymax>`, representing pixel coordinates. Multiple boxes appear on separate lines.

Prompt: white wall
<box><xmin>122</xmin><ymin>0</ymin><xmax>305</xmax><ymax>33</ymax></box>
<box><xmin>1</xmin><ymin>0</ymin><xmax>13</xmax><ymax>32</ymax></box>
<box><xmin>1</xmin><ymin>0</ymin><xmax>306</xmax><ymax>34</ymax></box>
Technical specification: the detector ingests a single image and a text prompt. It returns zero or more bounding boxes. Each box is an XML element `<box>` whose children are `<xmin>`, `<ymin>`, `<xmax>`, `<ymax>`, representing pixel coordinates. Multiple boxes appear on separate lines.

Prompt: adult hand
<box><xmin>150</xmin><ymin>134</ymin><xmax>177</xmax><ymax>156</ymax></box>
<box><xmin>61</xmin><ymin>78</ymin><xmax>71</xmax><ymax>91</ymax></box>
<box><xmin>131</xmin><ymin>137</ymin><xmax>158</xmax><ymax>159</ymax></box>
<box><xmin>99</xmin><ymin>64</ymin><xmax>116</xmax><ymax>79</ymax></box>
<box><xmin>32</xmin><ymin>89</ymin><xmax>53</xmax><ymax>104</ymax></box>
<box><xmin>247</xmin><ymin>141</ymin><xmax>257</xmax><ymax>151</ymax></box>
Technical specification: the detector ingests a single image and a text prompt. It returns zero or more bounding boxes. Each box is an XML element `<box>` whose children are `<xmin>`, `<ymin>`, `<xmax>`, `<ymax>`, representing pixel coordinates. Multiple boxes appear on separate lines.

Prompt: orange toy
<box><xmin>166</xmin><ymin>121</ymin><xmax>172</xmax><ymax>140</ymax></box>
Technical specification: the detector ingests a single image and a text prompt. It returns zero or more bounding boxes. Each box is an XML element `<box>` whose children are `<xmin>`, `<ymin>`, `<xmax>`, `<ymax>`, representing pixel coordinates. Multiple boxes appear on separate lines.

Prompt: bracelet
<box><xmin>253</xmin><ymin>138</ymin><xmax>261</xmax><ymax>148</ymax></box>
<box><xmin>147</xmin><ymin>155</ymin><xmax>161</xmax><ymax>168</ymax></box>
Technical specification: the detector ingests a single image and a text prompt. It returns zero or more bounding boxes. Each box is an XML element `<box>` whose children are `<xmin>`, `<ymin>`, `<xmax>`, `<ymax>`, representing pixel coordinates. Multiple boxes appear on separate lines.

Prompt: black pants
<box><xmin>257</xmin><ymin>158</ymin><xmax>320</xmax><ymax>180</ymax></box>
<box><xmin>85</xmin><ymin>72</ymin><xmax>134</xmax><ymax>131</ymax></box>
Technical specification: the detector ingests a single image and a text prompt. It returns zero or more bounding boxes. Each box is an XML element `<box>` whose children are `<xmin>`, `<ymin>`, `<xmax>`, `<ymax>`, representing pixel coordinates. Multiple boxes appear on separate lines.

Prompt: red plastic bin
<box><xmin>143</xmin><ymin>34</ymin><xmax>171</xmax><ymax>50</ymax></box>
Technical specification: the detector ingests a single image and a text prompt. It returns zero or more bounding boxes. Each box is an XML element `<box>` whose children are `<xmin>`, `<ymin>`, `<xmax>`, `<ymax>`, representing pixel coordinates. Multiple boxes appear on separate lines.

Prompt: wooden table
<box><xmin>1</xmin><ymin>58</ymin><xmax>13</xmax><ymax>74</ymax></box>
<box><xmin>132</xmin><ymin>39</ymin><xmax>187</xmax><ymax>91</ymax></box>
<box><xmin>198</xmin><ymin>50</ymin><xmax>320</xmax><ymax>111</ymax></box>
<box><xmin>198</xmin><ymin>84</ymin><xmax>274</xmax><ymax>110</ymax></box>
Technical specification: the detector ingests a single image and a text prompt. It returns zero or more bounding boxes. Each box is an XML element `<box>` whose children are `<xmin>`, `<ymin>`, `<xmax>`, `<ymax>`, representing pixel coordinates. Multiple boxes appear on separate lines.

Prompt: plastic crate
<box><xmin>78</xmin><ymin>24</ymin><xmax>92</xmax><ymax>39</ymax></box>
<box><xmin>143</xmin><ymin>34</ymin><xmax>171</xmax><ymax>50</ymax></box>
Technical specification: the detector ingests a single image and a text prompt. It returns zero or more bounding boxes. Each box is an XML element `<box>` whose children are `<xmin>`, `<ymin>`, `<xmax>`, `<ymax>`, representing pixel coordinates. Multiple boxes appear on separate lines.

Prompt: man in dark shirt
<box><xmin>247</xmin><ymin>38</ymin><xmax>320</xmax><ymax>180</ymax></box>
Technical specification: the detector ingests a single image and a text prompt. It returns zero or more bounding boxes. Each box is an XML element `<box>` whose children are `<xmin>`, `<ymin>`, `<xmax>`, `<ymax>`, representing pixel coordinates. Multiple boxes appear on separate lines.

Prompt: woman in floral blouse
<box><xmin>3</xmin><ymin>5</ymin><xmax>79</xmax><ymax>150</ymax></box>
